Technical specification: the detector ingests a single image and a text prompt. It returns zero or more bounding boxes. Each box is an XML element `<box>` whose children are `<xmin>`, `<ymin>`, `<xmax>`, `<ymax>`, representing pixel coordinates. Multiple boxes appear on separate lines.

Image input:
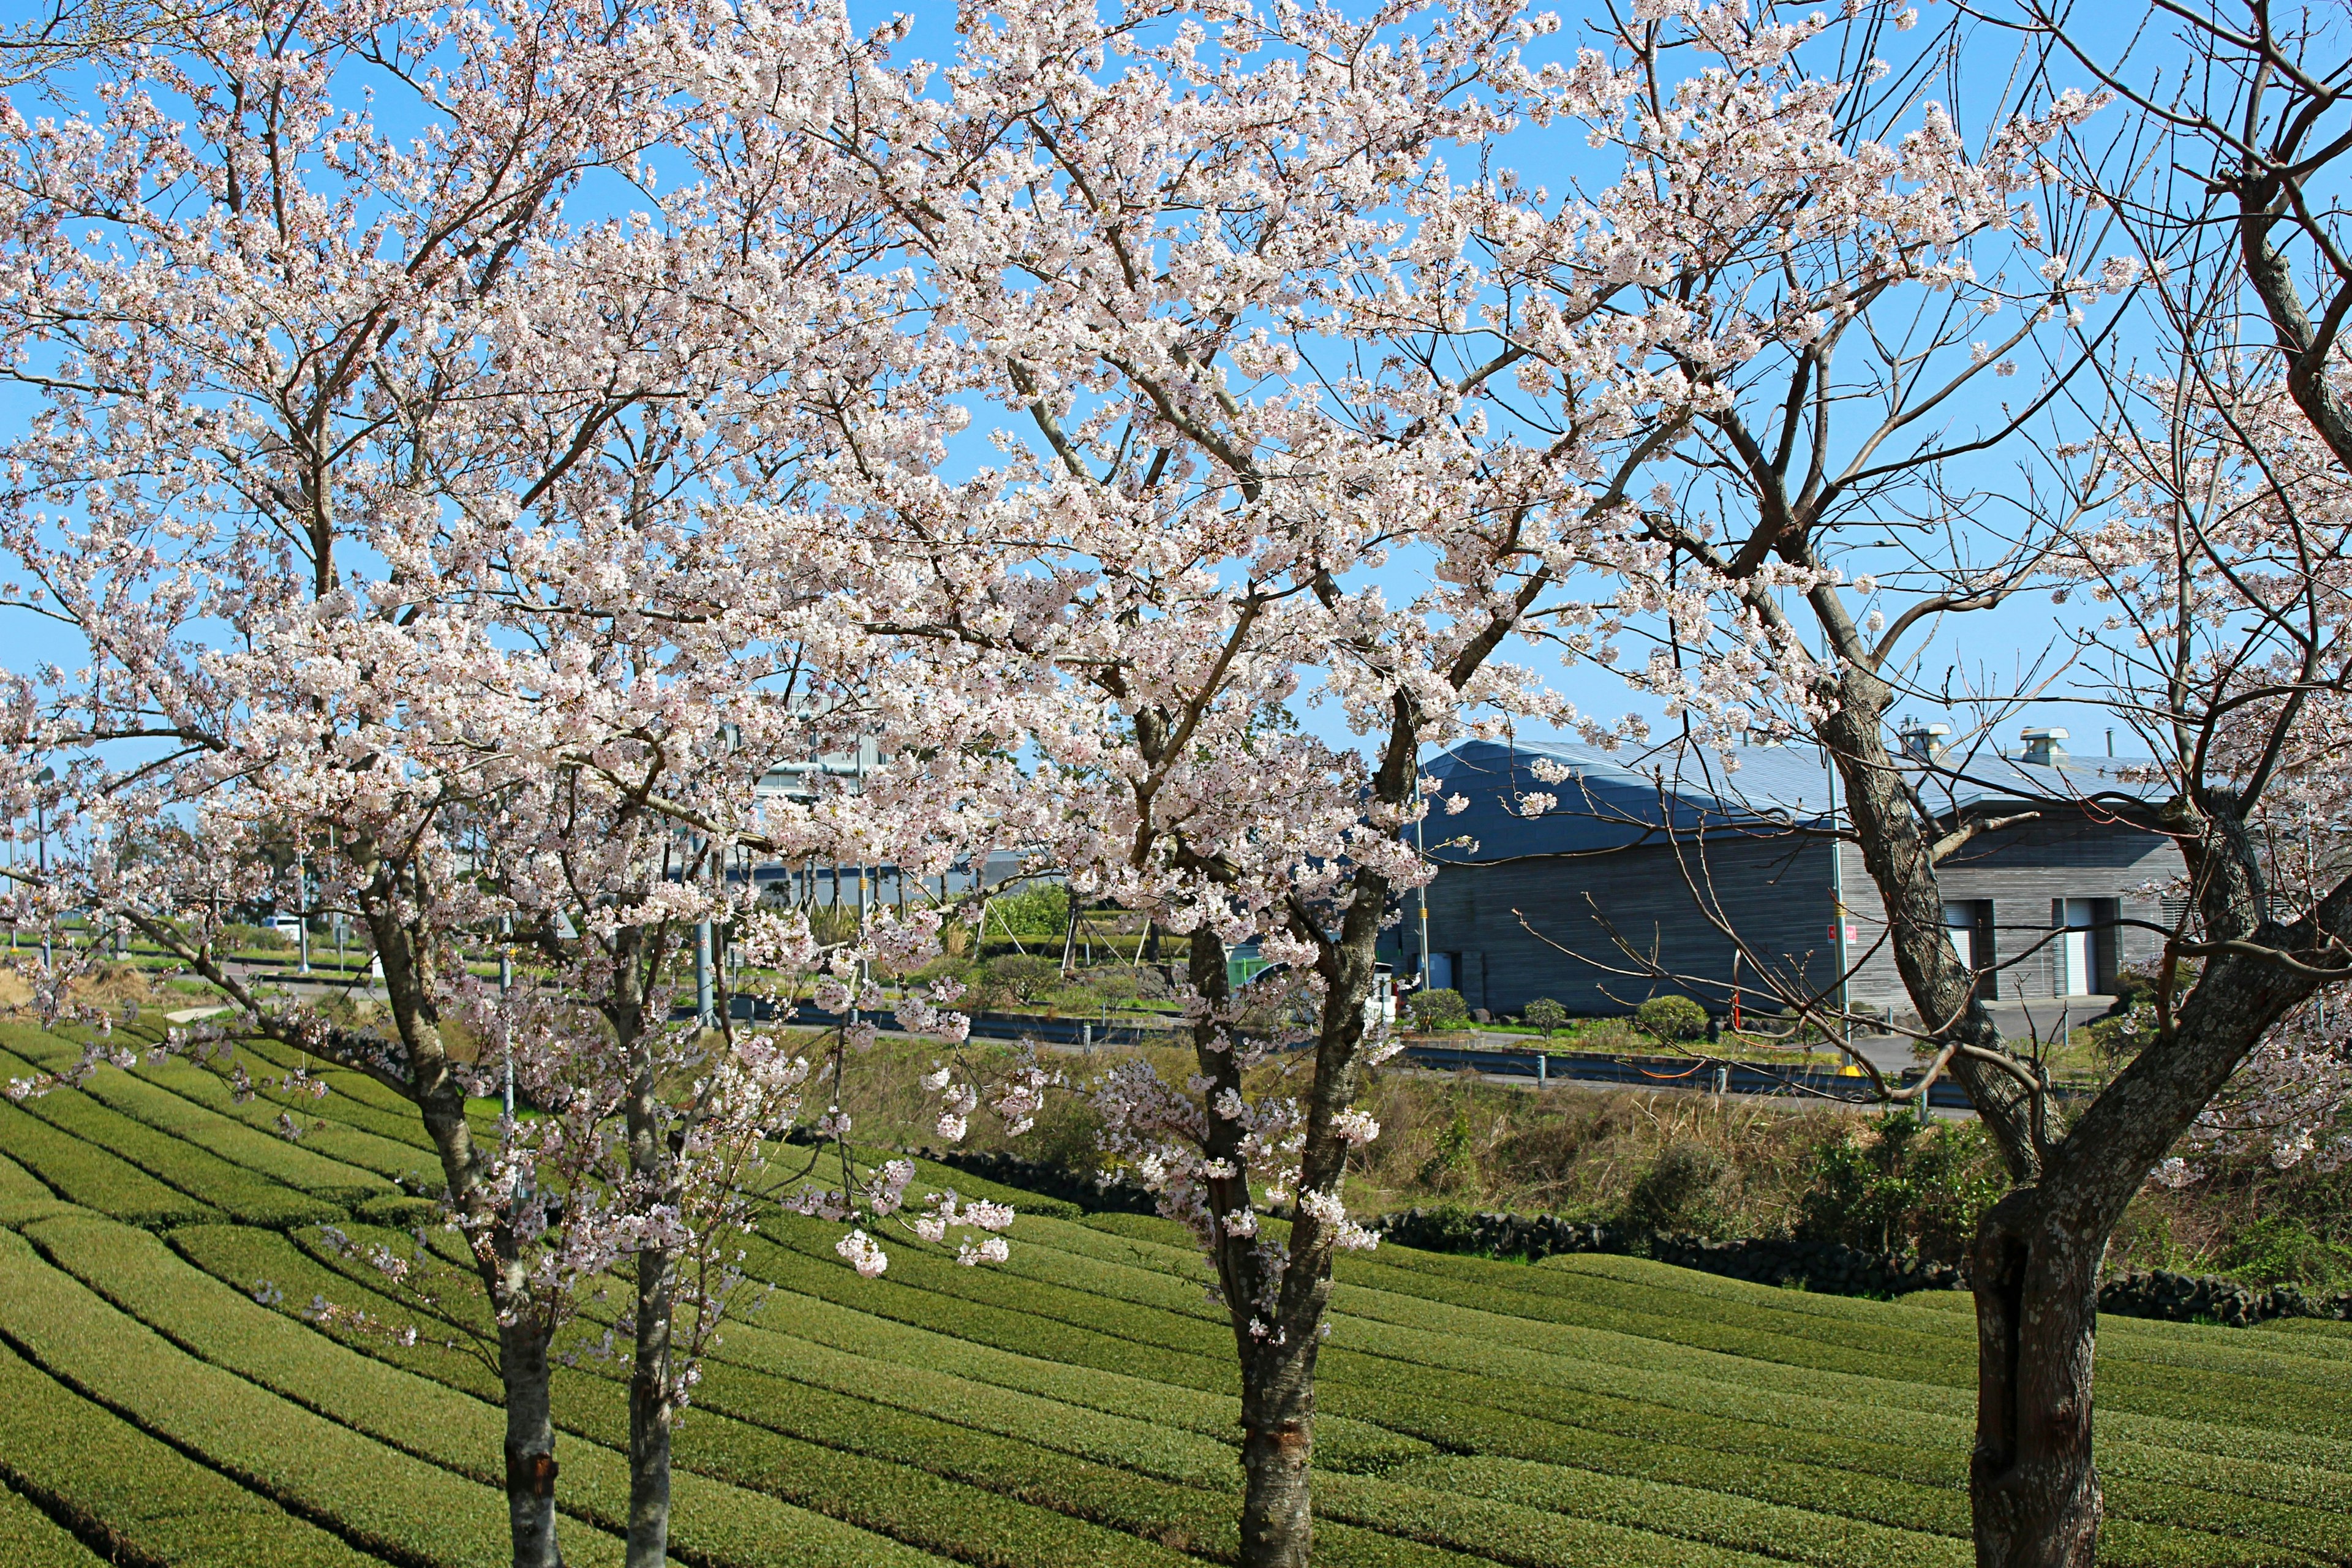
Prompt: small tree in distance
<box><xmin>1407</xmin><ymin>988</ymin><xmax>1473</xmax><ymax>1034</ymax></box>
<box><xmin>1523</xmin><ymin>998</ymin><xmax>1570</xmax><ymax>1041</ymax></box>
<box><xmin>1635</xmin><ymin>995</ymin><xmax>1710</xmax><ymax>1047</ymax></box>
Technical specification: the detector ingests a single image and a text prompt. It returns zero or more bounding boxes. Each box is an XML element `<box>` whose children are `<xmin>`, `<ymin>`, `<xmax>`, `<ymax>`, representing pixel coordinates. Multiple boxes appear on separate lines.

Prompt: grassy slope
<box><xmin>0</xmin><ymin>1021</ymin><xmax>2348</xmax><ymax>1566</ymax></box>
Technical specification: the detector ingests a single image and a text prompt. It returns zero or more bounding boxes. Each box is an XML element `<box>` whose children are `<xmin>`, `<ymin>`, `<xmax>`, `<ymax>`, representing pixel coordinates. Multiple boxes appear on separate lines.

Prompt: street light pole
<box><xmin>35</xmin><ymin>769</ymin><xmax>51</xmax><ymax>973</ymax></box>
<box><xmin>1414</xmin><ymin>771</ymin><xmax>1431</xmax><ymax>990</ymax></box>
<box><xmin>693</xmin><ymin>835</ymin><xmax>715</xmax><ymax>1029</ymax></box>
<box><xmin>1825</xmin><ymin>747</ymin><xmax>1852</xmax><ymax>1050</ymax></box>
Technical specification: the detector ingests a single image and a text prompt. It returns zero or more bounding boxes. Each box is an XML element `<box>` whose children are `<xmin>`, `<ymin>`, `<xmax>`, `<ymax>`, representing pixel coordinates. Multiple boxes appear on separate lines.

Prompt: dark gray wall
<box><xmin>1415</xmin><ymin>815</ymin><xmax>2182</xmax><ymax>1017</ymax></box>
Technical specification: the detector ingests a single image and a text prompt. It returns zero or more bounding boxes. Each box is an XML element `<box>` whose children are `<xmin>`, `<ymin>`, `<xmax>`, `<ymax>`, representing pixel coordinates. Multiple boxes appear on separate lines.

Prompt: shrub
<box><xmin>1081</xmin><ymin>967</ymin><xmax>1141</xmax><ymax>1004</ymax></box>
<box><xmin>0</xmin><ymin>1066</ymin><xmax>339</xmax><ymax>1229</ymax></box>
<box><xmin>1406</xmin><ymin>987</ymin><xmax>1469</xmax><ymax>1032</ymax></box>
<box><xmin>1417</xmin><ymin>1111</ymin><xmax>1479</xmax><ymax>1191</ymax></box>
<box><xmin>4</xmin><ymin>1044</ymin><xmax>387</xmax><ymax>1204</ymax></box>
<box><xmin>0</xmin><ymin>1101</ymin><xmax>215</xmax><ymax>1228</ymax></box>
<box><xmin>0</xmin><ymin>1480</ymin><xmax>100</xmax><ymax>1568</ymax></box>
<box><xmin>1522</xmin><ymin>998</ymin><xmax>1569</xmax><ymax>1040</ymax></box>
<box><xmin>0</xmin><ymin>1227</ymin><xmax>530</xmax><ymax>1568</ymax></box>
<box><xmin>984</xmin><ymin>954</ymin><xmax>1064</xmax><ymax>1005</ymax></box>
<box><xmin>1619</xmin><ymin>1142</ymin><xmax>1727</xmax><ymax>1235</ymax></box>
<box><xmin>1800</xmin><ymin>1112</ymin><xmax>2007</xmax><ymax>1261</ymax></box>
<box><xmin>2215</xmin><ymin>1214</ymin><xmax>2352</xmax><ymax>1291</ymax></box>
<box><xmin>220</xmin><ymin>922</ymin><xmax>296</xmax><ymax>952</ymax></box>
<box><xmin>0</xmin><ymin>1338</ymin><xmax>374</xmax><ymax>1568</ymax></box>
<box><xmin>1634</xmin><ymin>995</ymin><xmax>1708</xmax><ymax>1044</ymax></box>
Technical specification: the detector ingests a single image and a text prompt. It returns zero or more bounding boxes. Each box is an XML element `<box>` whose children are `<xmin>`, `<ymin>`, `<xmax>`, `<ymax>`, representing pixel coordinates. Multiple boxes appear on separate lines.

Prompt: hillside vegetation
<box><xmin>2</xmin><ymin>1019</ymin><xmax>2351</xmax><ymax>1567</ymax></box>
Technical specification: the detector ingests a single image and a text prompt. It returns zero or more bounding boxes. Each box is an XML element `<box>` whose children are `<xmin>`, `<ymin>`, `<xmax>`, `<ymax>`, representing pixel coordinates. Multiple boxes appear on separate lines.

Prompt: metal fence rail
<box><xmin>725</xmin><ymin>997</ymin><xmax>2007</xmax><ymax>1109</ymax></box>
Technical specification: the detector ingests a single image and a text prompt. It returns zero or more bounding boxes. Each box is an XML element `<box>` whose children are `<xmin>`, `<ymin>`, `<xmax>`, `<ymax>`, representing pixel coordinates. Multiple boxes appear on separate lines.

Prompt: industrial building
<box><xmin>1388</xmin><ymin>729</ymin><xmax>2185</xmax><ymax>1022</ymax></box>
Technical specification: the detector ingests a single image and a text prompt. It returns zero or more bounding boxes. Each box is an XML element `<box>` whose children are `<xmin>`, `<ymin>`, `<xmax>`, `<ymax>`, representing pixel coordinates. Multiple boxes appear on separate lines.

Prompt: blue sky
<box><xmin>0</xmin><ymin>0</ymin><xmax>2147</xmax><ymax>777</ymax></box>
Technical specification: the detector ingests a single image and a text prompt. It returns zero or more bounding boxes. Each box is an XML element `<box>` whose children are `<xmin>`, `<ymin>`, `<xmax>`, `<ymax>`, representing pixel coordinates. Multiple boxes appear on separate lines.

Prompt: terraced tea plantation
<box><xmin>3</xmin><ymin>1017</ymin><xmax>2351</xmax><ymax>1568</ymax></box>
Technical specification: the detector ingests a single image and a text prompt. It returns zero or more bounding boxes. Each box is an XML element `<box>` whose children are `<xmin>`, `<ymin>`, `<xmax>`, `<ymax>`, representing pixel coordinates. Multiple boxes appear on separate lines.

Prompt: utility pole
<box><xmin>500</xmin><ymin>915</ymin><xmax>515</xmax><ymax>1121</ymax></box>
<box><xmin>694</xmin><ymin>837</ymin><xmax>715</xmax><ymax>1030</ymax></box>
<box><xmin>35</xmin><ymin>767</ymin><xmax>51</xmax><ymax>973</ymax></box>
<box><xmin>1825</xmin><ymin>747</ymin><xmax>1851</xmax><ymax>1049</ymax></box>
<box><xmin>1413</xmin><ymin>769</ymin><xmax>1431</xmax><ymax>989</ymax></box>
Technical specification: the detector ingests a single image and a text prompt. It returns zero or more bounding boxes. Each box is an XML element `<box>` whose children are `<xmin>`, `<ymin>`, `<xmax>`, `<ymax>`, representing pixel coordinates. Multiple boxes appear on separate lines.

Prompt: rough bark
<box><xmin>1237</xmin><ymin>1362</ymin><xmax>1317</xmax><ymax>1568</ymax></box>
<box><xmin>626</xmin><ymin>1243</ymin><xmax>676</xmax><ymax>1568</ymax></box>
<box><xmin>1185</xmin><ymin>926</ymin><xmax>1324</xmax><ymax>1568</ymax></box>
<box><xmin>1967</xmin><ymin>1187</ymin><xmax>2106</xmax><ymax>1568</ymax></box>
<box><xmin>500</xmin><ymin>1314</ymin><xmax>565</xmax><ymax>1568</ymax></box>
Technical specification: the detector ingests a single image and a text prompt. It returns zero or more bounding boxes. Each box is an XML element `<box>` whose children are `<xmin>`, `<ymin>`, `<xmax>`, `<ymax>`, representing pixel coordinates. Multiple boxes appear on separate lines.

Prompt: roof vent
<box><xmin>2021</xmin><ymin>726</ymin><xmax>2068</xmax><ymax>765</ymax></box>
<box><xmin>1896</xmin><ymin>718</ymin><xmax>1950</xmax><ymax>761</ymax></box>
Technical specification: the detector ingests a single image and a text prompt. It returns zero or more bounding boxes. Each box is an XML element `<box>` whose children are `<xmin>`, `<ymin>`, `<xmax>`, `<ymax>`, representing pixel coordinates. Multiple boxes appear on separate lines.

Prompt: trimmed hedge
<box><xmin>0</xmin><ymin>1099</ymin><xmax>215</xmax><ymax>1227</ymax></box>
<box><xmin>0</xmin><ymin>1051</ymin><xmax>339</xmax><ymax>1228</ymax></box>
<box><xmin>40</xmin><ymin>1216</ymin><xmax>944</xmax><ymax>1568</ymax></box>
<box><xmin>745</xmin><ymin>1217</ymin><xmax>2352</xmax><ymax>1560</ymax></box>
<box><xmin>0</xmin><ymin>1480</ymin><xmax>104</xmax><ymax>1568</ymax></box>
<box><xmin>0</xmin><ymin>1030</ymin><xmax>393</xmax><ymax>1201</ymax></box>
<box><xmin>0</xmin><ymin>1227</ymin><xmax>562</xmax><ymax>1568</ymax></box>
<box><xmin>1016</xmin><ymin>1217</ymin><xmax>2352</xmax><ymax>1494</ymax></box>
<box><xmin>0</xmin><ymin>1340</ymin><xmax>378</xmax><ymax>1568</ymax></box>
<box><xmin>0</xmin><ymin>1150</ymin><xmax>82</xmax><ymax>1230</ymax></box>
<box><xmin>15</xmin><ymin>1079</ymin><xmax>2352</xmax><ymax>1568</ymax></box>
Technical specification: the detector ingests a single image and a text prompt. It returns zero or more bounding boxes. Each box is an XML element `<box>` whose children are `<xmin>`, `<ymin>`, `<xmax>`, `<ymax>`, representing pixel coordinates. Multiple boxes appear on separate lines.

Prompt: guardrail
<box><xmin>1396</xmin><ymin>1042</ymin><xmax>1989</xmax><ymax>1110</ymax></box>
<box><xmin>722</xmin><ymin>997</ymin><xmax>2005</xmax><ymax>1110</ymax></box>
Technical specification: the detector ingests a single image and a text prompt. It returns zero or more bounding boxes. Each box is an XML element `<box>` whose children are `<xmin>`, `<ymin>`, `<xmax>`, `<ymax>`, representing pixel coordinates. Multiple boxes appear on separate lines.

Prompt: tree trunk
<box><xmin>1969</xmin><ymin>1186</ymin><xmax>2106</xmax><ymax>1568</ymax></box>
<box><xmin>626</xmin><ymin>1245</ymin><xmax>676</xmax><ymax>1568</ymax></box>
<box><xmin>612</xmin><ymin>930</ymin><xmax>676</xmax><ymax>1568</ymax></box>
<box><xmin>500</xmin><ymin>1314</ymin><xmax>565</xmax><ymax>1568</ymax></box>
<box><xmin>371</xmin><ymin>891</ymin><xmax>572</xmax><ymax>1568</ymax></box>
<box><xmin>1237</xmin><ymin>1341</ymin><xmax>1317</xmax><ymax>1568</ymax></box>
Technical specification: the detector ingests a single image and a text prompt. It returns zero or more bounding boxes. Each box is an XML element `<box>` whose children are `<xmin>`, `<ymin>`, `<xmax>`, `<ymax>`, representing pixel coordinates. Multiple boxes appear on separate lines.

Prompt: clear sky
<box><xmin>0</xmin><ymin>0</ymin><xmax>2146</xmax><ymax>777</ymax></box>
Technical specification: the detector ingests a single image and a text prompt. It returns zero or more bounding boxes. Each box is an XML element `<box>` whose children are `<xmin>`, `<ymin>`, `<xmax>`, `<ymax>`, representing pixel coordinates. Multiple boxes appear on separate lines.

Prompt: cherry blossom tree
<box><xmin>0</xmin><ymin>1</ymin><xmax>959</xmax><ymax>1561</ymax></box>
<box><xmin>748</xmin><ymin>2</ymin><xmax>1773</xmax><ymax>1559</ymax></box>
<box><xmin>1463</xmin><ymin>2</ymin><xmax>2352</xmax><ymax>1561</ymax></box>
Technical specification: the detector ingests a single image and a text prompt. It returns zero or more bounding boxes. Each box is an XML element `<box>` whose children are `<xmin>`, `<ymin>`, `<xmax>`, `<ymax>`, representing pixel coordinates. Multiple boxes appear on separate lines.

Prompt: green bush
<box><xmin>31</xmin><ymin>1072</ymin><xmax>2352</xmax><ymax>1568</ymax></box>
<box><xmin>0</xmin><ymin>1227</ymin><xmax>551</xmax><ymax>1568</ymax></box>
<box><xmin>1618</xmin><ymin>1142</ymin><xmax>1727</xmax><ymax>1235</ymax></box>
<box><xmin>0</xmin><ymin>1340</ymin><xmax>377</xmax><ymax>1568</ymax></box>
<box><xmin>1523</xmin><ymin>998</ymin><xmax>1569</xmax><ymax>1039</ymax></box>
<box><xmin>0</xmin><ymin>1479</ymin><xmax>103</xmax><ymax>1567</ymax></box>
<box><xmin>1416</xmin><ymin>1110</ymin><xmax>1478</xmax><ymax>1190</ymax></box>
<box><xmin>1405</xmin><ymin>987</ymin><xmax>1469</xmax><ymax>1031</ymax></box>
<box><xmin>987</xmin><ymin>883</ymin><xmax>1071</xmax><ymax>939</ymax></box>
<box><xmin>84</xmin><ymin>1049</ymin><xmax>435</xmax><ymax>1183</ymax></box>
<box><xmin>48</xmin><ymin>1216</ymin><xmax>944</xmax><ymax>1568</ymax></box>
<box><xmin>0</xmin><ymin>1075</ymin><xmax>339</xmax><ymax>1229</ymax></box>
<box><xmin>0</xmin><ymin>1101</ymin><xmax>215</xmax><ymax>1227</ymax></box>
<box><xmin>982</xmin><ymin>953</ymin><xmax>1064</xmax><ymax>1004</ymax></box>
<box><xmin>2216</xmin><ymin>1214</ymin><xmax>2352</xmax><ymax>1291</ymax></box>
<box><xmin>1634</xmin><ymin>995</ymin><xmax>1708</xmax><ymax>1044</ymax></box>
<box><xmin>0</xmin><ymin>1039</ymin><xmax>388</xmax><ymax>1204</ymax></box>
<box><xmin>1800</xmin><ymin>1112</ymin><xmax>2007</xmax><ymax>1262</ymax></box>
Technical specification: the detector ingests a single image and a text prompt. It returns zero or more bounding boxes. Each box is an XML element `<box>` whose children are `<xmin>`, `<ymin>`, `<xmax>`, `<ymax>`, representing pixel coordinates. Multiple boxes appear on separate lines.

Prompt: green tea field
<box><xmin>2</xmin><ymin>1018</ymin><xmax>2351</xmax><ymax>1568</ymax></box>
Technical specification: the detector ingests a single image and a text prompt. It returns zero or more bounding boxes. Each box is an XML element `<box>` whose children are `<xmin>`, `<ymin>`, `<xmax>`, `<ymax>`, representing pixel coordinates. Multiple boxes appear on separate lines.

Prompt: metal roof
<box><xmin>1419</xmin><ymin>737</ymin><xmax>2168</xmax><ymax>865</ymax></box>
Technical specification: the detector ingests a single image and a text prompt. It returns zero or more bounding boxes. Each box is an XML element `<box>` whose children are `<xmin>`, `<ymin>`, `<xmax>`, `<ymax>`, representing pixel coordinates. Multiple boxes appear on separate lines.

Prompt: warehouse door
<box><xmin>2058</xmin><ymin>899</ymin><xmax>2098</xmax><ymax>996</ymax></box>
<box><xmin>1942</xmin><ymin>900</ymin><xmax>1994</xmax><ymax>1000</ymax></box>
<box><xmin>1942</xmin><ymin>903</ymin><xmax>1975</xmax><ymax>970</ymax></box>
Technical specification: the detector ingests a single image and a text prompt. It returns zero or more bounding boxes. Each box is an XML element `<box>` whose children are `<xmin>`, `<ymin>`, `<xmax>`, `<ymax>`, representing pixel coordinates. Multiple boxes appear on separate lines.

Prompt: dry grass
<box><xmin>821</xmin><ymin>1028</ymin><xmax>1880</xmax><ymax>1237</ymax></box>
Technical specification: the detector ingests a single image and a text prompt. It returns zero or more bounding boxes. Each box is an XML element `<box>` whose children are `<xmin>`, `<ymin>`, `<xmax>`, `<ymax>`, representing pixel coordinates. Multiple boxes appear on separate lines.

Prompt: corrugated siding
<box><xmin>1424</xmin><ymin>816</ymin><xmax>2182</xmax><ymax>1016</ymax></box>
